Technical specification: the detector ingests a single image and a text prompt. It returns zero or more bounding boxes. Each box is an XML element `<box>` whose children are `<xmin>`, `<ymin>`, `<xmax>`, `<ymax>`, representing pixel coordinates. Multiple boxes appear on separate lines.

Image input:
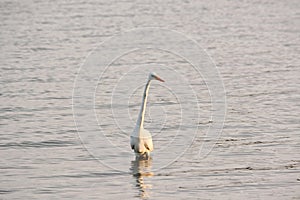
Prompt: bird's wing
<box><xmin>144</xmin><ymin>139</ymin><xmax>153</xmax><ymax>151</ymax></box>
<box><xmin>142</xmin><ymin>129</ymin><xmax>153</xmax><ymax>151</ymax></box>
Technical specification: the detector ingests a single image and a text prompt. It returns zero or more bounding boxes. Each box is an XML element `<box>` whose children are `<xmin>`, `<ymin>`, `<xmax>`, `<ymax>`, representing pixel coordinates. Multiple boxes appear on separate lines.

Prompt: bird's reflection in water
<box><xmin>130</xmin><ymin>157</ymin><xmax>154</xmax><ymax>199</ymax></box>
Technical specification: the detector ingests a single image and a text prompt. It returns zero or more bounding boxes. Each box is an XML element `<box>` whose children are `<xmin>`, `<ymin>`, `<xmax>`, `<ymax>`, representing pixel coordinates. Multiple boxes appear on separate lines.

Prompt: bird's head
<box><xmin>149</xmin><ymin>72</ymin><xmax>165</xmax><ymax>82</ymax></box>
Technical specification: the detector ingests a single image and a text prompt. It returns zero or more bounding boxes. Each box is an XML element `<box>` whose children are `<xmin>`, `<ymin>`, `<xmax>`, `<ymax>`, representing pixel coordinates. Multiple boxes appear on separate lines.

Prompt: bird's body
<box><xmin>130</xmin><ymin>72</ymin><xmax>164</xmax><ymax>159</ymax></box>
<box><xmin>130</xmin><ymin>128</ymin><xmax>153</xmax><ymax>156</ymax></box>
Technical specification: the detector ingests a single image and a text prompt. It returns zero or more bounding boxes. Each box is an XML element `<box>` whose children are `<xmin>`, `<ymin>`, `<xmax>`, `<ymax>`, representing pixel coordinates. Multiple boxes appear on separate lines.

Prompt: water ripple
<box><xmin>0</xmin><ymin>140</ymin><xmax>77</xmax><ymax>149</ymax></box>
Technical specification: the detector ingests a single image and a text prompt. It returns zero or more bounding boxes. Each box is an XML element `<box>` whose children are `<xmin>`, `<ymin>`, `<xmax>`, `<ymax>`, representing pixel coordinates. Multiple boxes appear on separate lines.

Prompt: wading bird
<box><xmin>130</xmin><ymin>72</ymin><xmax>165</xmax><ymax>159</ymax></box>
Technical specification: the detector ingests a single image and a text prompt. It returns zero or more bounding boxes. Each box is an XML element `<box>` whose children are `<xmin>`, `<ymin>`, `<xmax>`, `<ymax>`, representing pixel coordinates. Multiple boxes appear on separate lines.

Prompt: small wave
<box><xmin>0</xmin><ymin>140</ymin><xmax>77</xmax><ymax>149</ymax></box>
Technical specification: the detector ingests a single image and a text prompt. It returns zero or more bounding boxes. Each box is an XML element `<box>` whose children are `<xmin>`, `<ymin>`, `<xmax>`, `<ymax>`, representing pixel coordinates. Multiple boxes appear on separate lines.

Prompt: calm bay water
<box><xmin>1</xmin><ymin>0</ymin><xmax>299</xmax><ymax>199</ymax></box>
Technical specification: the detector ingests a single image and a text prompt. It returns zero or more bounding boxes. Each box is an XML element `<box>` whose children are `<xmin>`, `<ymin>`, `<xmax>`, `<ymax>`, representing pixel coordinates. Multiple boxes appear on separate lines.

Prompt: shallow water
<box><xmin>1</xmin><ymin>0</ymin><xmax>300</xmax><ymax>199</ymax></box>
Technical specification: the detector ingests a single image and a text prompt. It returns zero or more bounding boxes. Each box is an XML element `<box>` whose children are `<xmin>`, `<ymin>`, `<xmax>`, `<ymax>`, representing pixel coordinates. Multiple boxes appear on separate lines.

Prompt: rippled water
<box><xmin>1</xmin><ymin>0</ymin><xmax>299</xmax><ymax>199</ymax></box>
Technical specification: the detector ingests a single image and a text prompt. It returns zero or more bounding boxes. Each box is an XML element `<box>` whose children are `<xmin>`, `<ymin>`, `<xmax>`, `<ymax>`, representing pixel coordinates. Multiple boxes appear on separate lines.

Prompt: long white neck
<box><xmin>136</xmin><ymin>79</ymin><xmax>151</xmax><ymax>131</ymax></box>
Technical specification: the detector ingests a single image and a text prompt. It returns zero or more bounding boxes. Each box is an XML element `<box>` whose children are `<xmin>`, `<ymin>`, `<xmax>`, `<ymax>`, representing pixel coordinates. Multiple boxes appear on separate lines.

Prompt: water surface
<box><xmin>1</xmin><ymin>0</ymin><xmax>299</xmax><ymax>199</ymax></box>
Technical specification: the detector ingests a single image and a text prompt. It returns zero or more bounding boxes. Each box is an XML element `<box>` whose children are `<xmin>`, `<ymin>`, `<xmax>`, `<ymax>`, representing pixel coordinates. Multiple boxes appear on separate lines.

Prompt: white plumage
<box><xmin>130</xmin><ymin>72</ymin><xmax>164</xmax><ymax>159</ymax></box>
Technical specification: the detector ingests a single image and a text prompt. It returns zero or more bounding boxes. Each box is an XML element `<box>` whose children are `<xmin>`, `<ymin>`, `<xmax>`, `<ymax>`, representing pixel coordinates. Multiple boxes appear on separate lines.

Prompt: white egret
<box><xmin>130</xmin><ymin>72</ymin><xmax>165</xmax><ymax>159</ymax></box>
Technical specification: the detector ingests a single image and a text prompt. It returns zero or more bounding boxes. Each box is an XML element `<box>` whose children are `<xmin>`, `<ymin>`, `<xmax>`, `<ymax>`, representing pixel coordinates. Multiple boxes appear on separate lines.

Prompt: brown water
<box><xmin>1</xmin><ymin>0</ymin><xmax>300</xmax><ymax>199</ymax></box>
